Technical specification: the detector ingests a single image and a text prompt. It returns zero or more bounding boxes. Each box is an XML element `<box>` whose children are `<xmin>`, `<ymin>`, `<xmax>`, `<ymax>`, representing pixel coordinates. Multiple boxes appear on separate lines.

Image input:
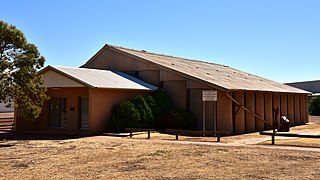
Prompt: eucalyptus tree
<box><xmin>0</xmin><ymin>20</ymin><xmax>48</xmax><ymax>120</ymax></box>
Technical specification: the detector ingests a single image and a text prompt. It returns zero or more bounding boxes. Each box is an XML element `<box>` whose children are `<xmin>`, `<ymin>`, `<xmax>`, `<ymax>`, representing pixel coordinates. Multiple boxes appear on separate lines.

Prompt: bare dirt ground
<box><xmin>0</xmin><ymin>115</ymin><xmax>320</xmax><ymax>179</ymax></box>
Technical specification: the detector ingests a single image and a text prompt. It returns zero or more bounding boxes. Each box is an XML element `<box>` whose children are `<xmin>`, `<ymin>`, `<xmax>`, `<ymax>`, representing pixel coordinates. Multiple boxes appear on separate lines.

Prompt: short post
<box><xmin>147</xmin><ymin>130</ymin><xmax>150</xmax><ymax>139</ymax></box>
<box><xmin>217</xmin><ymin>133</ymin><xmax>220</xmax><ymax>142</ymax></box>
<box><xmin>272</xmin><ymin>129</ymin><xmax>275</xmax><ymax>145</ymax></box>
<box><xmin>176</xmin><ymin>132</ymin><xmax>179</xmax><ymax>140</ymax></box>
<box><xmin>130</xmin><ymin>131</ymin><xmax>133</xmax><ymax>138</ymax></box>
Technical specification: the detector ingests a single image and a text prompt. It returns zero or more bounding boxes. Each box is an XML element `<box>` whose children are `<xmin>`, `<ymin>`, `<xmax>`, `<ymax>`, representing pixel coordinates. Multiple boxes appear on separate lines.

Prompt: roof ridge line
<box><xmin>108</xmin><ymin>44</ymin><xmax>229</xmax><ymax>68</ymax></box>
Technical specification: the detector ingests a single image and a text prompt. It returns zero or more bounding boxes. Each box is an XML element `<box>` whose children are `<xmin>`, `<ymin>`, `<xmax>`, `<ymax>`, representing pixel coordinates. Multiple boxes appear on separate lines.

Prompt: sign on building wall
<box><xmin>202</xmin><ymin>90</ymin><xmax>217</xmax><ymax>101</ymax></box>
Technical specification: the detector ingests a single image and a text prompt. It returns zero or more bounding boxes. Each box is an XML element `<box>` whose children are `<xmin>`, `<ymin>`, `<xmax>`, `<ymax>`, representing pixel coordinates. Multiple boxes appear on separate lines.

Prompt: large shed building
<box><xmin>82</xmin><ymin>44</ymin><xmax>309</xmax><ymax>134</ymax></box>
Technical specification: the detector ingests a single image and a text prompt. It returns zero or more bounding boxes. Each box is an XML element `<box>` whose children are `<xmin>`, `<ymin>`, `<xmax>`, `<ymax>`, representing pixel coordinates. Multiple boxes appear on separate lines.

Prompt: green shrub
<box><xmin>108</xmin><ymin>89</ymin><xmax>197</xmax><ymax>132</ymax></box>
<box><xmin>309</xmin><ymin>96</ymin><xmax>320</xmax><ymax>115</ymax></box>
<box><xmin>152</xmin><ymin>89</ymin><xmax>175</xmax><ymax>112</ymax></box>
<box><xmin>132</xmin><ymin>96</ymin><xmax>154</xmax><ymax>128</ymax></box>
<box><xmin>145</xmin><ymin>95</ymin><xmax>161</xmax><ymax>125</ymax></box>
<box><xmin>109</xmin><ymin>101</ymin><xmax>141</xmax><ymax>132</ymax></box>
<box><xmin>169</xmin><ymin>109</ymin><xmax>197</xmax><ymax>130</ymax></box>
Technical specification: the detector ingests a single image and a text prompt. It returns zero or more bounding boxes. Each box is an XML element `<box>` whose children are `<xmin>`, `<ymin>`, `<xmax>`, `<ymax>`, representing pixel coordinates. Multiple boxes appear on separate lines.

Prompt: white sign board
<box><xmin>202</xmin><ymin>90</ymin><xmax>217</xmax><ymax>101</ymax></box>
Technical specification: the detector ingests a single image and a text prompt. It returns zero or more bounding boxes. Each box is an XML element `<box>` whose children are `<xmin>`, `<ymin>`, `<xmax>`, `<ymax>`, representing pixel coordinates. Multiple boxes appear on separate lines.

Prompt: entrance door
<box><xmin>49</xmin><ymin>97</ymin><xmax>67</xmax><ymax>128</ymax></box>
<box><xmin>79</xmin><ymin>97</ymin><xmax>89</xmax><ymax>129</ymax></box>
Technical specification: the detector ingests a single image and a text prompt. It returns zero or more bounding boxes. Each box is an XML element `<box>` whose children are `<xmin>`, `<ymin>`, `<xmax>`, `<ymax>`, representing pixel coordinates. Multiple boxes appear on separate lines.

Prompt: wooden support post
<box><xmin>130</xmin><ymin>131</ymin><xmax>132</xmax><ymax>138</ymax></box>
<box><xmin>176</xmin><ymin>132</ymin><xmax>179</xmax><ymax>140</ymax></box>
<box><xmin>272</xmin><ymin>129</ymin><xmax>275</xmax><ymax>145</ymax></box>
<box><xmin>147</xmin><ymin>130</ymin><xmax>150</xmax><ymax>139</ymax></box>
<box><xmin>217</xmin><ymin>134</ymin><xmax>220</xmax><ymax>142</ymax></box>
<box><xmin>203</xmin><ymin>101</ymin><xmax>206</xmax><ymax>132</ymax></box>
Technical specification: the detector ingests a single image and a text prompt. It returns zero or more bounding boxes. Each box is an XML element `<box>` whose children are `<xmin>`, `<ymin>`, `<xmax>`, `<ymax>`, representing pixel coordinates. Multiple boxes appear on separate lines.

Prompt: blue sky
<box><xmin>1</xmin><ymin>0</ymin><xmax>319</xmax><ymax>83</ymax></box>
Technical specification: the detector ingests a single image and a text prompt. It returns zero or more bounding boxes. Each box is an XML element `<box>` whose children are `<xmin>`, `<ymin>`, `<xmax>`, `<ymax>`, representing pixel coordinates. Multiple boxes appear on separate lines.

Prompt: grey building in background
<box><xmin>286</xmin><ymin>80</ymin><xmax>320</xmax><ymax>95</ymax></box>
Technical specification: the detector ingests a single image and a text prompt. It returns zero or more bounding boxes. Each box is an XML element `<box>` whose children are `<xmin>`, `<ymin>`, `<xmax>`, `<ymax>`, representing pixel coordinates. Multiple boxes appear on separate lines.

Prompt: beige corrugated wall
<box><xmin>89</xmin><ymin>89</ymin><xmax>152</xmax><ymax>134</ymax></box>
<box><xmin>217</xmin><ymin>91</ymin><xmax>233</xmax><ymax>134</ymax></box>
<box><xmin>264</xmin><ymin>93</ymin><xmax>273</xmax><ymax>129</ymax></box>
<box><xmin>233</xmin><ymin>92</ymin><xmax>245</xmax><ymax>134</ymax></box>
<box><xmin>273</xmin><ymin>93</ymin><xmax>281</xmax><ymax>127</ymax></box>
<box><xmin>305</xmin><ymin>94</ymin><xmax>309</xmax><ymax>123</ymax></box>
<box><xmin>280</xmin><ymin>93</ymin><xmax>288</xmax><ymax>117</ymax></box>
<box><xmin>255</xmin><ymin>92</ymin><xmax>265</xmax><ymax>131</ymax></box>
<box><xmin>294</xmin><ymin>94</ymin><xmax>301</xmax><ymax>124</ymax></box>
<box><xmin>287</xmin><ymin>94</ymin><xmax>295</xmax><ymax>126</ymax></box>
<box><xmin>300</xmin><ymin>95</ymin><xmax>306</xmax><ymax>124</ymax></box>
<box><xmin>163</xmin><ymin>80</ymin><xmax>187</xmax><ymax>110</ymax></box>
<box><xmin>245</xmin><ymin>92</ymin><xmax>255</xmax><ymax>133</ymax></box>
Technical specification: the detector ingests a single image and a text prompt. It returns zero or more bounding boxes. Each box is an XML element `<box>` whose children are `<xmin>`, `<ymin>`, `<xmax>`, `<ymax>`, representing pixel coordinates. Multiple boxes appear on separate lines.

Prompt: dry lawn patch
<box><xmin>1</xmin><ymin>115</ymin><xmax>320</xmax><ymax>179</ymax></box>
<box><xmin>1</xmin><ymin>135</ymin><xmax>320</xmax><ymax>179</ymax></box>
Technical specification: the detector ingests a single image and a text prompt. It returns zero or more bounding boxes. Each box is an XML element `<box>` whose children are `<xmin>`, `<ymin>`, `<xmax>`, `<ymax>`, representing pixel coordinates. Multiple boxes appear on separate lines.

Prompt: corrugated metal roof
<box><xmin>110</xmin><ymin>45</ymin><xmax>309</xmax><ymax>94</ymax></box>
<box><xmin>39</xmin><ymin>66</ymin><xmax>157</xmax><ymax>91</ymax></box>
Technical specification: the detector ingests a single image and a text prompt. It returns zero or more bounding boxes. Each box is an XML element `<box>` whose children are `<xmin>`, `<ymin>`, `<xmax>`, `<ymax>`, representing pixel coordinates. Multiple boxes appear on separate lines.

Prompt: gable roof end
<box><xmin>39</xmin><ymin>65</ymin><xmax>158</xmax><ymax>91</ymax></box>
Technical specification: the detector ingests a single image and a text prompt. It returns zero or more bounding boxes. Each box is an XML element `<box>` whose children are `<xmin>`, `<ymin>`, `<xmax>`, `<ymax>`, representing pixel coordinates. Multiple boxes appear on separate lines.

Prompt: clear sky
<box><xmin>1</xmin><ymin>0</ymin><xmax>319</xmax><ymax>83</ymax></box>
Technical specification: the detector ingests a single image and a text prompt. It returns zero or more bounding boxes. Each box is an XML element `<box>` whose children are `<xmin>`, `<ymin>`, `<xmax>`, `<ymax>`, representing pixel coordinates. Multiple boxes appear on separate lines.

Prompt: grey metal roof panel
<box><xmin>110</xmin><ymin>45</ymin><xmax>309</xmax><ymax>94</ymax></box>
<box><xmin>40</xmin><ymin>66</ymin><xmax>157</xmax><ymax>90</ymax></box>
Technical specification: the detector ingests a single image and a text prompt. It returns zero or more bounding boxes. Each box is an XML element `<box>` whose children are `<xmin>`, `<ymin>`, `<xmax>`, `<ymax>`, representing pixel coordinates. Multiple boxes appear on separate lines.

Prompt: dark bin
<box><xmin>278</xmin><ymin>116</ymin><xmax>290</xmax><ymax>132</ymax></box>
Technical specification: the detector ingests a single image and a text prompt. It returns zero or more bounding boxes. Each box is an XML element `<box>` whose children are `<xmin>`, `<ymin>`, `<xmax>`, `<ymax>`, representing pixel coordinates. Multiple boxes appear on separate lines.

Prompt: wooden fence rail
<box><xmin>125</xmin><ymin>128</ymin><xmax>231</xmax><ymax>142</ymax></box>
<box><xmin>260</xmin><ymin>131</ymin><xmax>320</xmax><ymax>145</ymax></box>
<box><xmin>165</xmin><ymin>129</ymin><xmax>231</xmax><ymax>142</ymax></box>
<box><xmin>125</xmin><ymin>128</ymin><xmax>154</xmax><ymax>139</ymax></box>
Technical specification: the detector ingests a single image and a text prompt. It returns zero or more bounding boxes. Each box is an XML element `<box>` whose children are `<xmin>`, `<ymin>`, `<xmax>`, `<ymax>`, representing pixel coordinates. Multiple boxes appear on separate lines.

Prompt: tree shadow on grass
<box><xmin>0</xmin><ymin>131</ymin><xmax>89</xmax><ymax>141</ymax></box>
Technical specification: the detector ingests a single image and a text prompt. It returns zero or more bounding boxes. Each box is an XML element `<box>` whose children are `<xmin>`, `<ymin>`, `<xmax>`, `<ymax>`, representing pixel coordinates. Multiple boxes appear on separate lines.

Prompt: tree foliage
<box><xmin>0</xmin><ymin>20</ymin><xmax>48</xmax><ymax>120</ymax></box>
<box><xmin>109</xmin><ymin>101</ymin><xmax>141</xmax><ymax>132</ymax></box>
<box><xmin>109</xmin><ymin>89</ymin><xmax>197</xmax><ymax>132</ymax></box>
<box><xmin>169</xmin><ymin>109</ymin><xmax>197</xmax><ymax>130</ymax></box>
<box><xmin>132</xmin><ymin>95</ymin><xmax>154</xmax><ymax>128</ymax></box>
<box><xmin>144</xmin><ymin>95</ymin><xmax>161</xmax><ymax>124</ymax></box>
<box><xmin>152</xmin><ymin>89</ymin><xmax>174</xmax><ymax>112</ymax></box>
<box><xmin>309</xmin><ymin>96</ymin><xmax>320</xmax><ymax>116</ymax></box>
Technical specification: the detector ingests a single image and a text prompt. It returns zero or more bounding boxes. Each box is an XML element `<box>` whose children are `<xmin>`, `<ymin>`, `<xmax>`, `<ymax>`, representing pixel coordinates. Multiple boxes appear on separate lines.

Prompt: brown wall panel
<box><xmin>264</xmin><ymin>93</ymin><xmax>273</xmax><ymax>130</ymax></box>
<box><xmin>287</xmin><ymin>94</ymin><xmax>295</xmax><ymax>126</ymax></box>
<box><xmin>160</xmin><ymin>70</ymin><xmax>185</xmax><ymax>81</ymax></box>
<box><xmin>273</xmin><ymin>93</ymin><xmax>281</xmax><ymax>127</ymax></box>
<box><xmin>280</xmin><ymin>93</ymin><xmax>288</xmax><ymax>117</ymax></box>
<box><xmin>255</xmin><ymin>92</ymin><xmax>265</xmax><ymax>131</ymax></box>
<box><xmin>294</xmin><ymin>94</ymin><xmax>301</xmax><ymax>124</ymax></box>
<box><xmin>163</xmin><ymin>81</ymin><xmax>187</xmax><ymax>110</ymax></box>
<box><xmin>187</xmin><ymin>80</ymin><xmax>210</xmax><ymax>89</ymax></box>
<box><xmin>85</xmin><ymin>48</ymin><xmax>141</xmax><ymax>71</ymax></box>
<box><xmin>245</xmin><ymin>92</ymin><xmax>255</xmax><ymax>133</ymax></box>
<box><xmin>205</xmin><ymin>101</ymin><xmax>214</xmax><ymax>131</ymax></box>
<box><xmin>300</xmin><ymin>95</ymin><xmax>306</xmax><ymax>124</ymax></box>
<box><xmin>89</xmin><ymin>89</ymin><xmax>152</xmax><ymax>134</ymax></box>
<box><xmin>139</xmin><ymin>70</ymin><xmax>161</xmax><ymax>86</ymax></box>
<box><xmin>234</xmin><ymin>92</ymin><xmax>245</xmax><ymax>134</ymax></box>
<box><xmin>189</xmin><ymin>89</ymin><xmax>215</xmax><ymax>131</ymax></box>
<box><xmin>305</xmin><ymin>94</ymin><xmax>309</xmax><ymax>123</ymax></box>
<box><xmin>217</xmin><ymin>91</ymin><xmax>233</xmax><ymax>134</ymax></box>
<box><xmin>189</xmin><ymin>89</ymin><xmax>203</xmax><ymax>130</ymax></box>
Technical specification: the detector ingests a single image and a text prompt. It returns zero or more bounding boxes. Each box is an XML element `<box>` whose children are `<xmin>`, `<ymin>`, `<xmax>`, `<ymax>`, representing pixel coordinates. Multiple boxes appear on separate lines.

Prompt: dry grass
<box><xmin>1</xmin><ymin>115</ymin><xmax>320</xmax><ymax>179</ymax></box>
<box><xmin>1</xmin><ymin>136</ymin><xmax>320</xmax><ymax>179</ymax></box>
